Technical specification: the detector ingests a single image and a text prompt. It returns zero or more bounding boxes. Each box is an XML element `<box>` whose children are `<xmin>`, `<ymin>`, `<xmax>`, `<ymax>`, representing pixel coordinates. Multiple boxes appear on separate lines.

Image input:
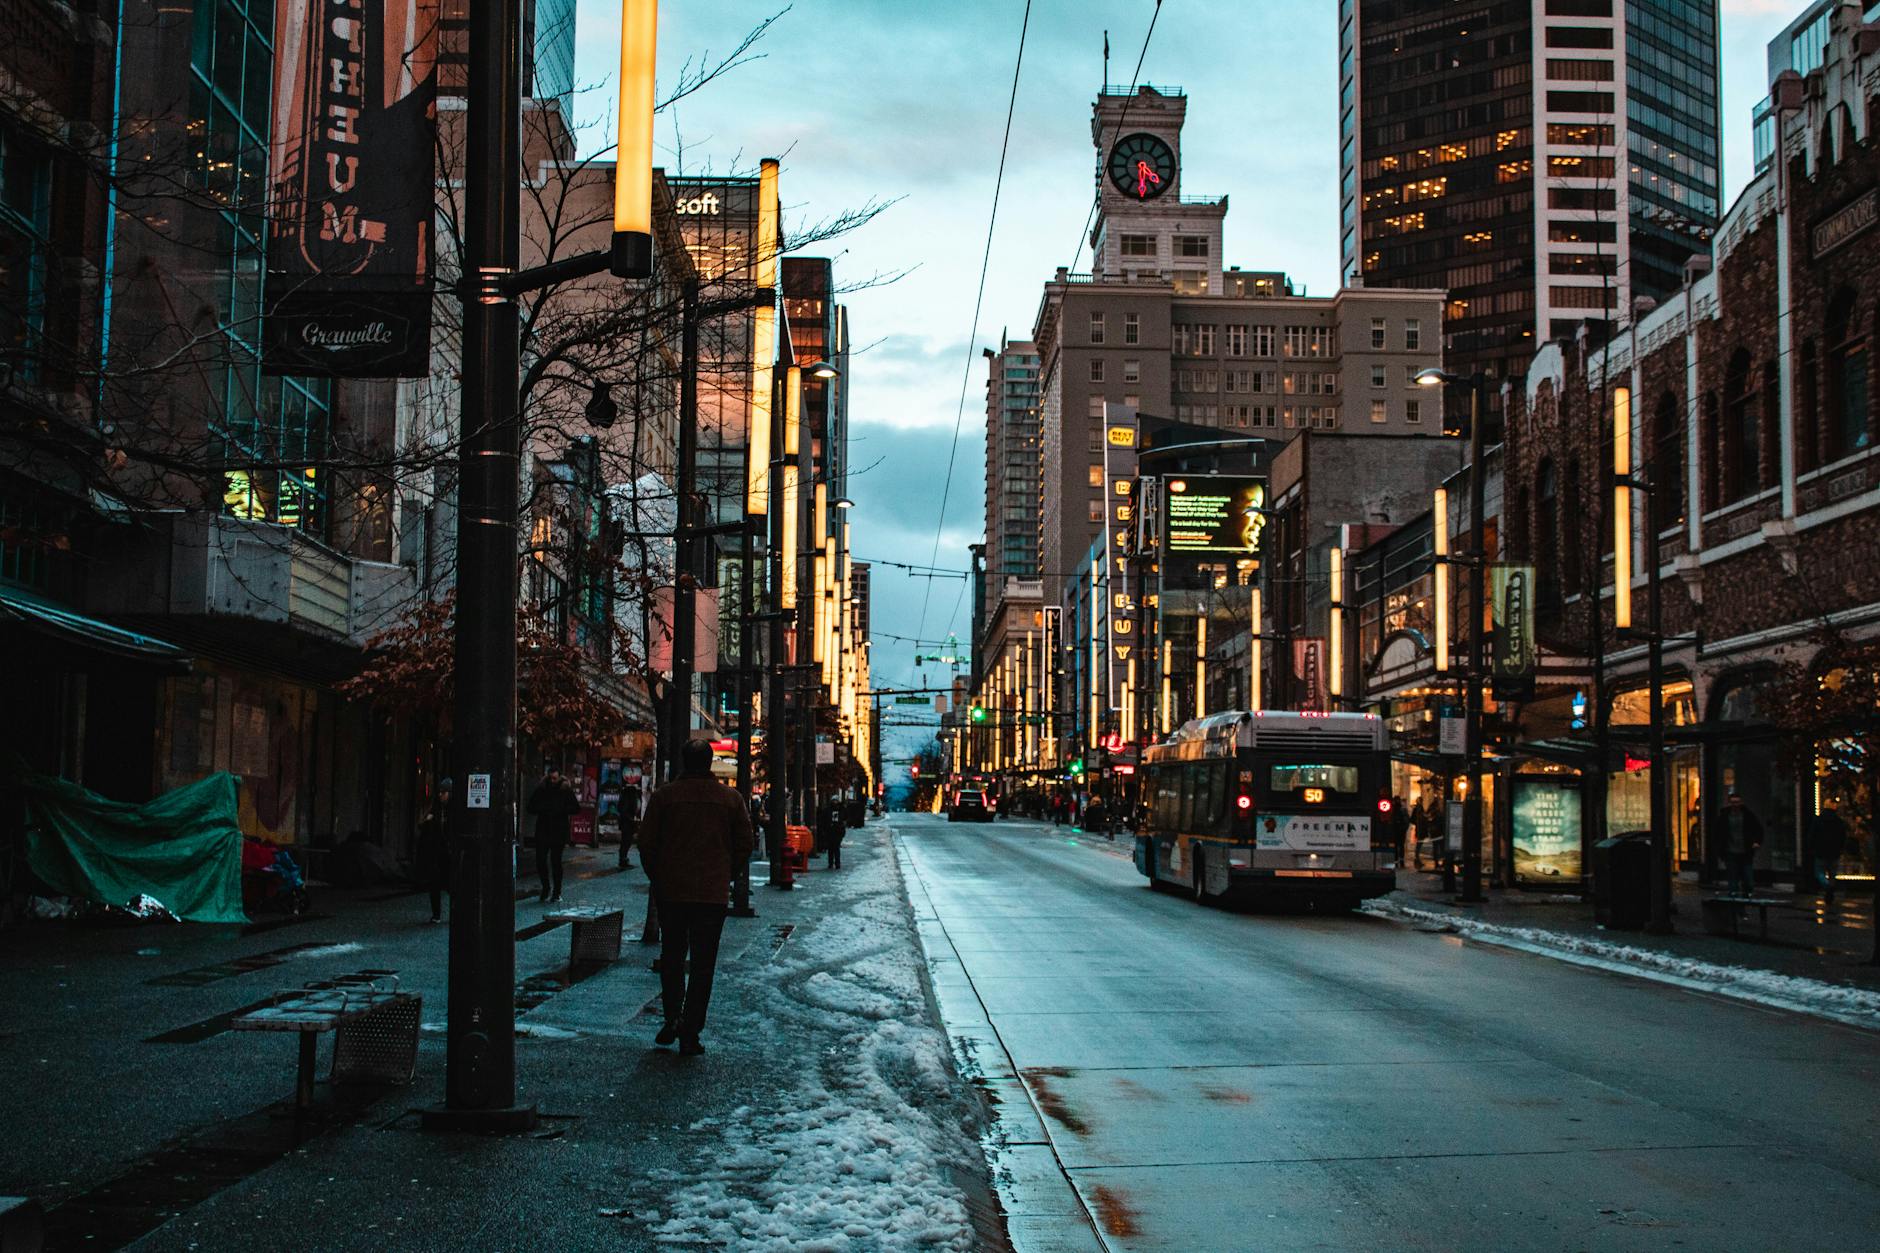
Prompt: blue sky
<box><xmin>572</xmin><ymin>0</ymin><xmax>1801</xmax><ymax>772</ymax></box>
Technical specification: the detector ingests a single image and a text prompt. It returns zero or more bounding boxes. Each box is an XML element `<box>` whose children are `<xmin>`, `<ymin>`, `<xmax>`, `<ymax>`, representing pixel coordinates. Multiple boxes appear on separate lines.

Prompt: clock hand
<box><xmin>1135</xmin><ymin>159</ymin><xmax>1162</xmax><ymax>198</ymax></box>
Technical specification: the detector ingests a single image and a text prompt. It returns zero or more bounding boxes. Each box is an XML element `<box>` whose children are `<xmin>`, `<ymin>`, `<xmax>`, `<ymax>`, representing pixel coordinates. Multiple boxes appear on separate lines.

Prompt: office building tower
<box><xmin>984</xmin><ymin>337</ymin><xmax>1040</xmax><ymax>626</ymax></box>
<box><xmin>1339</xmin><ymin>0</ymin><xmax>1723</xmax><ymax>381</ymax></box>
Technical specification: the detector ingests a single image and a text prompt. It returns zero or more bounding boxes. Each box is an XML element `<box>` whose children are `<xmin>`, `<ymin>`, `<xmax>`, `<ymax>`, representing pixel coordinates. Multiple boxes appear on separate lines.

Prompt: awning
<box><xmin>0</xmin><ymin>587</ymin><xmax>192</xmax><ymax>671</ymax></box>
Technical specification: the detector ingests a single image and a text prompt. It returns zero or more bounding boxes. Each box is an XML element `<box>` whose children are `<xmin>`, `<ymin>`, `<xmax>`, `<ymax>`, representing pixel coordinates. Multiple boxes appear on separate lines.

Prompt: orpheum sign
<box><xmin>264</xmin><ymin>2</ymin><xmax>438</xmax><ymax>378</ymax></box>
<box><xmin>1813</xmin><ymin>189</ymin><xmax>1877</xmax><ymax>260</ymax></box>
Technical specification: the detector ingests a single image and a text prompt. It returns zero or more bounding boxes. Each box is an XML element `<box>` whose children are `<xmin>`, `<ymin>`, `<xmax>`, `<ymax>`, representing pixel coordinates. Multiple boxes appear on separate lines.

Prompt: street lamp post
<box><xmin>429</xmin><ymin>0</ymin><xmax>658</xmax><ymax>1133</ymax></box>
<box><xmin>1419</xmin><ymin>367</ymin><xmax>1491</xmax><ymax>904</ymax></box>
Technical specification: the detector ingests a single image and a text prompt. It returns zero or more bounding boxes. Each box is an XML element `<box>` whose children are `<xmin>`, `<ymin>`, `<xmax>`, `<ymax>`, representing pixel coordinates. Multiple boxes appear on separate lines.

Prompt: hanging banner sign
<box><xmin>1490</xmin><ymin>563</ymin><xmax>1536</xmax><ymax>700</ymax></box>
<box><xmin>265</xmin><ymin>1</ymin><xmax>439</xmax><ymax>377</ymax></box>
<box><xmin>1292</xmin><ymin>638</ymin><xmax>1326</xmax><ymax>713</ymax></box>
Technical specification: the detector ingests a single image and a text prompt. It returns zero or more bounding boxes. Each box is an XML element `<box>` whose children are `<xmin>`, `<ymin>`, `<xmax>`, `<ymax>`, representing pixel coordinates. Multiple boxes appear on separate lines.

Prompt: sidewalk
<box><xmin>6</xmin><ymin>821</ymin><xmax>1003</xmax><ymax>1251</ymax></box>
<box><xmin>1373</xmin><ymin>870</ymin><xmax>1880</xmax><ymax>1029</ymax></box>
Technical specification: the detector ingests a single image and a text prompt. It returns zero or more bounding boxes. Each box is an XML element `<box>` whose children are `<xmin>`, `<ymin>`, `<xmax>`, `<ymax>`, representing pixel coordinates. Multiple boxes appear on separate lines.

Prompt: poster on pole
<box><xmin>1491</xmin><ymin>563</ymin><xmax>1537</xmax><ymax>700</ymax></box>
<box><xmin>265</xmin><ymin>1</ymin><xmax>439</xmax><ymax>377</ymax></box>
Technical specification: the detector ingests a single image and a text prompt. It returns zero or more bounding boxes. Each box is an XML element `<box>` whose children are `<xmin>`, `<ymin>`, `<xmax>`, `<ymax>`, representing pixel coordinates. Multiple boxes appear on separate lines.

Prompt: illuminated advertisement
<box><xmin>1162</xmin><ymin>475</ymin><xmax>1268</xmax><ymax>559</ymax></box>
<box><xmin>1512</xmin><ymin>778</ymin><xmax>1582</xmax><ymax>886</ymax></box>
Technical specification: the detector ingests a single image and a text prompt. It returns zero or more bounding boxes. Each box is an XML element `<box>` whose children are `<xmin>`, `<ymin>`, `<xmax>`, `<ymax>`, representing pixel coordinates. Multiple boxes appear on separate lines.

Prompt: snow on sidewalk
<box><xmin>637</xmin><ymin>824</ymin><xmax>987</xmax><ymax>1251</ymax></box>
<box><xmin>1365</xmin><ymin>897</ymin><xmax>1880</xmax><ymax>1030</ymax></box>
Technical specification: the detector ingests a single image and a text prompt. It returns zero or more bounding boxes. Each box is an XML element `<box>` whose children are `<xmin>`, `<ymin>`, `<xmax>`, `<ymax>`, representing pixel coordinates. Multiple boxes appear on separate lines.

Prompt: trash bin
<box><xmin>1592</xmin><ymin>832</ymin><xmax>1652</xmax><ymax>930</ymax></box>
<box><xmin>784</xmin><ymin>824</ymin><xmax>813</xmax><ymax>873</ymax></box>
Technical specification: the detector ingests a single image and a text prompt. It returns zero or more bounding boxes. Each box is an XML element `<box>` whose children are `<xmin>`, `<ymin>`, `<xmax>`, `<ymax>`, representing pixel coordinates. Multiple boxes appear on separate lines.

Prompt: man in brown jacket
<box><xmin>638</xmin><ymin>738</ymin><xmax>754</xmax><ymax>1055</ymax></box>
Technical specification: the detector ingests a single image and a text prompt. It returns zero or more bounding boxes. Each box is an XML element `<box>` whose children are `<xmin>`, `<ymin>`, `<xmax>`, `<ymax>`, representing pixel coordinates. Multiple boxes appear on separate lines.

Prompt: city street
<box><xmin>899</xmin><ymin>814</ymin><xmax>1880</xmax><ymax>1252</ymax></box>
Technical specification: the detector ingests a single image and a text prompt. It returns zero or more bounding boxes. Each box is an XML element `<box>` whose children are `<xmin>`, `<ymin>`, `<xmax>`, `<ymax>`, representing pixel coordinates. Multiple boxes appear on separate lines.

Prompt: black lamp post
<box><xmin>1418</xmin><ymin>366</ymin><xmax>1492</xmax><ymax>905</ymax></box>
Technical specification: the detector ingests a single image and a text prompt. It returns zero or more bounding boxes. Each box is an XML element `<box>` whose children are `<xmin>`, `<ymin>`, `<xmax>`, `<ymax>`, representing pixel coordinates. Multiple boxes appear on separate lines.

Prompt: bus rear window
<box><xmin>1269</xmin><ymin>764</ymin><xmax>1361</xmax><ymax>797</ymax></box>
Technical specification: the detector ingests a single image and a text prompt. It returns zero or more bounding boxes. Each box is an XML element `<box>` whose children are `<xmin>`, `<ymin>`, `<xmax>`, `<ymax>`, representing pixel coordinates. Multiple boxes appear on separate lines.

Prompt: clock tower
<box><xmin>1089</xmin><ymin>86</ymin><xmax>1226</xmax><ymax>293</ymax></box>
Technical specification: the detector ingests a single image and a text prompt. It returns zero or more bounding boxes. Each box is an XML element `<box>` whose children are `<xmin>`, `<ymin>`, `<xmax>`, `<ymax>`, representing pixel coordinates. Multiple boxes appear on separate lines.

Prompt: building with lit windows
<box><xmin>1338</xmin><ymin>0</ymin><xmax>1723</xmax><ymax>382</ymax></box>
<box><xmin>983</xmin><ymin>337</ymin><xmax>1040</xmax><ymax>629</ymax></box>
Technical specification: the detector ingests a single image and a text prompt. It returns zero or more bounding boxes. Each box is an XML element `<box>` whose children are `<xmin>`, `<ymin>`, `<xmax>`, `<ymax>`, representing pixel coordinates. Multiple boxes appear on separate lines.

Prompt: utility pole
<box><xmin>1462</xmin><ymin>375</ymin><xmax>1488</xmax><ymax>904</ymax></box>
<box><xmin>666</xmin><ymin>278</ymin><xmax>701</xmax><ymax>776</ymax></box>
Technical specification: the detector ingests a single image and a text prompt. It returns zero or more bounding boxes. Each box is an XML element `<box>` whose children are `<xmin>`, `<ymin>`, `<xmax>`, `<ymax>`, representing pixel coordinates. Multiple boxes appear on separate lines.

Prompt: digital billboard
<box><xmin>1162</xmin><ymin>475</ymin><xmax>1268</xmax><ymax>559</ymax></box>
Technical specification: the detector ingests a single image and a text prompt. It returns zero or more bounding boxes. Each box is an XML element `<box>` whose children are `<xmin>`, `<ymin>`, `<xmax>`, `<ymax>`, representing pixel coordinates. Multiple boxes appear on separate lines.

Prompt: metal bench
<box><xmin>1700</xmin><ymin>895</ymin><xmax>1784</xmax><ymax>940</ymax></box>
<box><xmin>231</xmin><ymin>975</ymin><xmax>421</xmax><ymax>1115</ymax></box>
<box><xmin>544</xmin><ymin>905</ymin><xmax>625</xmax><ymax>965</ymax></box>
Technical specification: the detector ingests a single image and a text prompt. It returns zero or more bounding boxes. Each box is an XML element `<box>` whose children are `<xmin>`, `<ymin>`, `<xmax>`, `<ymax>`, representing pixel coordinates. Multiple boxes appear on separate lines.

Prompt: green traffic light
<box><xmin>969</xmin><ymin>705</ymin><xmax>987</xmax><ymax>723</ymax></box>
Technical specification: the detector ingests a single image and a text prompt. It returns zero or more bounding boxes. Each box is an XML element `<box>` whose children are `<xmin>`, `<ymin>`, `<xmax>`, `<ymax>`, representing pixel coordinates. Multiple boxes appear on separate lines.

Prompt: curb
<box><xmin>1365</xmin><ymin>898</ymin><xmax>1880</xmax><ymax>1033</ymax></box>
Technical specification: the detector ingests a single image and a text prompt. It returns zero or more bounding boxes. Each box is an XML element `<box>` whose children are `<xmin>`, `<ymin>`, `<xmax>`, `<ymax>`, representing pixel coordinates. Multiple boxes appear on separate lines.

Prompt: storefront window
<box><xmin>1706</xmin><ymin>673</ymin><xmax>1796</xmax><ymax>876</ymax></box>
<box><xmin>1607</xmin><ymin>678</ymin><xmax>1701</xmax><ymax>868</ymax></box>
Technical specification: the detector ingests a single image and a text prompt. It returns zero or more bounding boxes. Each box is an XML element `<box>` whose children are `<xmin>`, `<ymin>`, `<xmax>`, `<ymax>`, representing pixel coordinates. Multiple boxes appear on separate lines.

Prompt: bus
<box><xmin>1135</xmin><ymin>710</ymin><xmax>1397</xmax><ymax>910</ymax></box>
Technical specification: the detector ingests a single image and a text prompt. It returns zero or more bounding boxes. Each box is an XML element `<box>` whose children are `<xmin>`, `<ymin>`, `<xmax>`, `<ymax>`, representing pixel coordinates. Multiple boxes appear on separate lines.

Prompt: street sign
<box><xmin>894</xmin><ymin>695</ymin><xmax>927</xmax><ymax>705</ymax></box>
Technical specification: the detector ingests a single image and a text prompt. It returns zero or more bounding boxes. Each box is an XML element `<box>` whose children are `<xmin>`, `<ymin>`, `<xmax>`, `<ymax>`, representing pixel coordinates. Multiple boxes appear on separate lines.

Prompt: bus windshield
<box><xmin>1268</xmin><ymin>763</ymin><xmax>1362</xmax><ymax>798</ymax></box>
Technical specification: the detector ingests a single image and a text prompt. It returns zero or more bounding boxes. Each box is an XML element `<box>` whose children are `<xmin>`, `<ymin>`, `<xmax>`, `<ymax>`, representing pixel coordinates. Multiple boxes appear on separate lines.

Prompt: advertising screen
<box><xmin>1162</xmin><ymin>476</ymin><xmax>1268</xmax><ymax>558</ymax></box>
<box><xmin>1512</xmin><ymin>778</ymin><xmax>1583</xmax><ymax>886</ymax></box>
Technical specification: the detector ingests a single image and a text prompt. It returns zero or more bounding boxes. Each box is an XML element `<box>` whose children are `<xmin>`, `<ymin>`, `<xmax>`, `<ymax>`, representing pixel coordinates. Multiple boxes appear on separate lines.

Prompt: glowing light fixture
<box><xmin>1329</xmin><ymin>546</ymin><xmax>1345</xmax><ymax>699</ymax></box>
<box><xmin>1613</xmin><ymin>386</ymin><xmax>1634</xmax><ymax>631</ymax></box>
<box><xmin>745</xmin><ymin>159</ymin><xmax>780</xmax><ymax>516</ymax></box>
<box><xmin>1250</xmin><ymin>584</ymin><xmax>1264</xmax><ymax>712</ymax></box>
<box><xmin>1433</xmin><ymin>487</ymin><xmax>1451</xmax><ymax>673</ymax></box>
<box><xmin>610</xmin><ymin>0</ymin><xmax>656</xmax><ymax>277</ymax></box>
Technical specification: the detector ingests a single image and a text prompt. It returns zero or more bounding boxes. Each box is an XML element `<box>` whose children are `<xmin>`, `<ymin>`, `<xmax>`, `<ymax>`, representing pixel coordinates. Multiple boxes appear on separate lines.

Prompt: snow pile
<box><xmin>638</xmin><ymin>825</ymin><xmax>983</xmax><ymax>1250</ymax></box>
<box><xmin>1366</xmin><ymin>898</ymin><xmax>1880</xmax><ymax>1028</ymax></box>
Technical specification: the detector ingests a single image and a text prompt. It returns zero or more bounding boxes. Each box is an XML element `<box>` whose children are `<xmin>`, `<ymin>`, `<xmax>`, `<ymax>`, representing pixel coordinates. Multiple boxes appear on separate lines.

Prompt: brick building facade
<box><xmin>1504</xmin><ymin>6</ymin><xmax>1880</xmax><ymax>881</ymax></box>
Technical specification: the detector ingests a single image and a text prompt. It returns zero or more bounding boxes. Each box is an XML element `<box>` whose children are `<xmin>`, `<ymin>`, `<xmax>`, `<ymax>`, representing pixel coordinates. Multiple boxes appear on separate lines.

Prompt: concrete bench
<box><xmin>1700</xmin><ymin>895</ymin><xmax>1784</xmax><ymax>940</ymax></box>
<box><xmin>231</xmin><ymin>976</ymin><xmax>421</xmax><ymax>1115</ymax></box>
<box><xmin>544</xmin><ymin>905</ymin><xmax>625</xmax><ymax>965</ymax></box>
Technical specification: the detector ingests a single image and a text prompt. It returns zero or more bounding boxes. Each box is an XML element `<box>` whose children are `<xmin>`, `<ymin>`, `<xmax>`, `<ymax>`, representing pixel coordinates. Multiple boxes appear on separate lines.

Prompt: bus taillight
<box><xmin>1235</xmin><ymin>794</ymin><xmax>1254</xmax><ymax>812</ymax></box>
<box><xmin>1377</xmin><ymin>797</ymin><xmax>1394</xmax><ymax>815</ymax></box>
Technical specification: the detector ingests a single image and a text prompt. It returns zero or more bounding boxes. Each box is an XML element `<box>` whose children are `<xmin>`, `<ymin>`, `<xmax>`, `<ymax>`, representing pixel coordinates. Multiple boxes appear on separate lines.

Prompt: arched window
<box><xmin>1825</xmin><ymin>288</ymin><xmax>1870</xmax><ymax>462</ymax></box>
<box><xmin>1722</xmin><ymin>349</ymin><xmax>1758</xmax><ymax>502</ymax></box>
<box><xmin>1535</xmin><ymin>459</ymin><xmax>1559</xmax><ymax>613</ymax></box>
<box><xmin>1652</xmin><ymin>392</ymin><xmax>1684</xmax><ymax>529</ymax></box>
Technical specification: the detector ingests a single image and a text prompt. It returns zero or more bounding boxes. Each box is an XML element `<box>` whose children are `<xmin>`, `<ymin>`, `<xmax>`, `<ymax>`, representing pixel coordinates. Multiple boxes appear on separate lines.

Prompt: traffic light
<box><xmin>969</xmin><ymin>704</ymin><xmax>988</xmax><ymax>724</ymax></box>
<box><xmin>1067</xmin><ymin>758</ymin><xmax>1083</xmax><ymax>775</ymax></box>
<box><xmin>910</xmin><ymin>763</ymin><xmax>920</xmax><ymax>777</ymax></box>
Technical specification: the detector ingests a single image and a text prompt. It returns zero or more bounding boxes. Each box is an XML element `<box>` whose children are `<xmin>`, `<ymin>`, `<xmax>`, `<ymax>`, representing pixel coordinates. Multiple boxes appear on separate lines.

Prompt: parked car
<box><xmin>948</xmin><ymin>789</ymin><xmax>994</xmax><ymax>823</ymax></box>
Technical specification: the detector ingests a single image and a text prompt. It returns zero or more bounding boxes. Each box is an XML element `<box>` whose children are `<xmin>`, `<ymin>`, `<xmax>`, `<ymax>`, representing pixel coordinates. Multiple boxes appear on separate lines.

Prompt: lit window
<box><xmin>1088</xmin><ymin>465</ymin><xmax>1103</xmax><ymax>488</ymax></box>
<box><xmin>1370</xmin><ymin>400</ymin><xmax>1388</xmax><ymax>423</ymax></box>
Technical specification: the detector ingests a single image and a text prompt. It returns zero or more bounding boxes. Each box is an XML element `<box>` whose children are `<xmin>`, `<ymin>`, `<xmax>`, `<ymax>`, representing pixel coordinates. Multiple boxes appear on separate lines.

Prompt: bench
<box><xmin>544</xmin><ymin>905</ymin><xmax>624</xmax><ymax>965</ymax></box>
<box><xmin>231</xmin><ymin>975</ymin><xmax>421</xmax><ymax>1115</ymax></box>
<box><xmin>1700</xmin><ymin>895</ymin><xmax>1785</xmax><ymax>940</ymax></box>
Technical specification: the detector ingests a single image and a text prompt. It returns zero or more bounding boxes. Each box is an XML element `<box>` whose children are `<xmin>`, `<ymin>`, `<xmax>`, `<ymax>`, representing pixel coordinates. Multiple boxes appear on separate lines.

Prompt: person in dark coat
<box><xmin>639</xmin><ymin>739</ymin><xmax>755</xmax><ymax>1055</ymax></box>
<box><xmin>416</xmin><ymin>779</ymin><xmax>452</xmax><ymax>923</ymax></box>
<box><xmin>527</xmin><ymin>767</ymin><xmax>580</xmax><ymax>903</ymax></box>
<box><xmin>1714</xmin><ymin>790</ymin><xmax>1765</xmax><ymax>897</ymax></box>
<box><xmin>821</xmin><ymin>796</ymin><xmax>849</xmax><ymax>870</ymax></box>
<box><xmin>1388</xmin><ymin>795</ymin><xmax>1411</xmax><ymax>865</ymax></box>
<box><xmin>1806</xmin><ymin>801</ymin><xmax>1850</xmax><ymax>904</ymax></box>
<box><xmin>616</xmin><ymin>781</ymin><xmax>643</xmax><ymax>870</ymax></box>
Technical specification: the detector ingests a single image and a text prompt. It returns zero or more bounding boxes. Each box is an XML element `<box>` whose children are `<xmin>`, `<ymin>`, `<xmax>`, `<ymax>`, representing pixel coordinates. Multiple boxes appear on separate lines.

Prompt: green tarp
<box><xmin>19</xmin><ymin>768</ymin><xmax>247</xmax><ymax>924</ymax></box>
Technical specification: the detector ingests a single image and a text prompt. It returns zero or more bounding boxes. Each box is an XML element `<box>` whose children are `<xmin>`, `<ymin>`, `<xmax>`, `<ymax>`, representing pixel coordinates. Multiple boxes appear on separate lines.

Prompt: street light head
<box><xmin>1415</xmin><ymin>367</ymin><xmax>1453</xmax><ymax>388</ymax></box>
<box><xmin>807</xmin><ymin>359</ymin><xmax>841</xmax><ymax>380</ymax></box>
<box><xmin>834</xmin><ymin>497</ymin><xmax>855</xmax><ymax>510</ymax></box>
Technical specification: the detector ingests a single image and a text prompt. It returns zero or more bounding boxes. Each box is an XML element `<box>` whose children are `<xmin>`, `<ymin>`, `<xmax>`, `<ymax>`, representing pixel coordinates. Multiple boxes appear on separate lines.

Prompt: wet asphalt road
<box><xmin>897</xmin><ymin>813</ymin><xmax>1880</xmax><ymax>1252</ymax></box>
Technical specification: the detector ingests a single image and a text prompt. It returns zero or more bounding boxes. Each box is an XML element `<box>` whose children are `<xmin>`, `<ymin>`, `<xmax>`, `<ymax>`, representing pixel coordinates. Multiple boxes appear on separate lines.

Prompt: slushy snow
<box><xmin>1366</xmin><ymin>898</ymin><xmax>1880</xmax><ymax>1028</ymax></box>
<box><xmin>637</xmin><ymin>825</ymin><xmax>983</xmax><ymax>1250</ymax></box>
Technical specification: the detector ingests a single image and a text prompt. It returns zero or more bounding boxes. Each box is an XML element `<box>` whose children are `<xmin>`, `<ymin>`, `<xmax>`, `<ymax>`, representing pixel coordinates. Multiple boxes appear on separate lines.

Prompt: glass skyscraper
<box><xmin>1339</xmin><ymin>0</ymin><xmax>1722</xmax><ymax>383</ymax></box>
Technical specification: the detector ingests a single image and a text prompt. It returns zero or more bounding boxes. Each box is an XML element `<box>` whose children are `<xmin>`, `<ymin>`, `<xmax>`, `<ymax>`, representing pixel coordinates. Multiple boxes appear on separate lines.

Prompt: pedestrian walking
<box><xmin>1714</xmin><ymin>790</ymin><xmax>1764</xmax><ymax>898</ymax></box>
<box><xmin>1806</xmin><ymin>801</ymin><xmax>1850</xmax><ymax>904</ymax></box>
<box><xmin>821</xmin><ymin>796</ymin><xmax>848</xmax><ymax>870</ymax></box>
<box><xmin>616</xmin><ymin>780</ymin><xmax>643</xmax><ymax>870</ymax></box>
<box><xmin>639</xmin><ymin>739</ymin><xmax>755</xmax><ymax>1056</ymax></box>
<box><xmin>1389</xmin><ymin>795</ymin><xmax>1410</xmax><ymax>865</ymax></box>
<box><xmin>416</xmin><ymin>778</ymin><xmax>452</xmax><ymax>924</ymax></box>
<box><xmin>527</xmin><ymin>766</ymin><xmax>579</xmax><ymax>903</ymax></box>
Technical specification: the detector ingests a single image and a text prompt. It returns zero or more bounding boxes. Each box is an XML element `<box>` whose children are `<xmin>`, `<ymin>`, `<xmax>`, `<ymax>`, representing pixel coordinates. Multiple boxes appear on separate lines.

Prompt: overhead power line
<box><xmin>913</xmin><ymin>0</ymin><xmax>1033</xmax><ymax>650</ymax></box>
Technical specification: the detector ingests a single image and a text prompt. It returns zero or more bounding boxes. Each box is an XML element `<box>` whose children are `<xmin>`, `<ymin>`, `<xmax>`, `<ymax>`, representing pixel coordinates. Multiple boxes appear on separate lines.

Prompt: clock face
<box><xmin>1107</xmin><ymin>132</ymin><xmax>1176</xmax><ymax>201</ymax></box>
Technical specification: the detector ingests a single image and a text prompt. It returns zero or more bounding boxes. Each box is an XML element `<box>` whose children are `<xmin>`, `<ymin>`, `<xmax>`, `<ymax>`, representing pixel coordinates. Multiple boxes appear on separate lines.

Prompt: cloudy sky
<box><xmin>572</xmin><ymin>0</ymin><xmax>1800</xmax><ymax>774</ymax></box>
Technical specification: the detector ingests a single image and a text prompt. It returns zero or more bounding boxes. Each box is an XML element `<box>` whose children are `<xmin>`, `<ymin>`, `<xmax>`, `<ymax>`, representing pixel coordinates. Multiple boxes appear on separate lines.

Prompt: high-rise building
<box><xmin>1339</xmin><ymin>0</ymin><xmax>1723</xmax><ymax>381</ymax></box>
<box><xmin>1032</xmin><ymin>88</ymin><xmax>1443</xmax><ymax>610</ymax></box>
<box><xmin>1752</xmin><ymin>0</ymin><xmax>1880</xmax><ymax>173</ymax></box>
<box><xmin>983</xmin><ymin>337</ymin><xmax>1039</xmax><ymax>626</ymax></box>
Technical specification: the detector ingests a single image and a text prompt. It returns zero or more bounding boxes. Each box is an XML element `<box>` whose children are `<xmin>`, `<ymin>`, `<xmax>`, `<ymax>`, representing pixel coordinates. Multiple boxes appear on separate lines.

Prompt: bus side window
<box><xmin>1206</xmin><ymin>762</ymin><xmax>1228</xmax><ymax>833</ymax></box>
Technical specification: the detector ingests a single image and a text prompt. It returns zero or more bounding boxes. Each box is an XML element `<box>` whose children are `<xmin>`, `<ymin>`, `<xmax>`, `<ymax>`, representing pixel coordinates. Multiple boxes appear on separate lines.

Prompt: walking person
<box><xmin>639</xmin><ymin>739</ymin><xmax>755</xmax><ymax>1056</ymax></box>
<box><xmin>616</xmin><ymin>779</ymin><xmax>643</xmax><ymax>870</ymax></box>
<box><xmin>416</xmin><ymin>778</ymin><xmax>452</xmax><ymax>924</ymax></box>
<box><xmin>527</xmin><ymin>766</ymin><xmax>579</xmax><ymax>903</ymax></box>
<box><xmin>1806</xmin><ymin>801</ymin><xmax>1850</xmax><ymax>905</ymax></box>
<box><xmin>1389</xmin><ymin>795</ymin><xmax>1410</xmax><ymax>866</ymax></box>
<box><xmin>1714</xmin><ymin>790</ymin><xmax>1764</xmax><ymax>898</ymax></box>
<box><xmin>821</xmin><ymin>795</ymin><xmax>848</xmax><ymax>870</ymax></box>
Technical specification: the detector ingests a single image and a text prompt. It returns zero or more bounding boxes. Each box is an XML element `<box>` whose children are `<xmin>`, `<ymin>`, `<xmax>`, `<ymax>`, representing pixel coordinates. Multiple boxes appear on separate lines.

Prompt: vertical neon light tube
<box><xmin>1329</xmin><ymin>546</ymin><xmax>1344</xmax><ymax>699</ymax></box>
<box><xmin>746</xmin><ymin>160</ymin><xmax>779</xmax><ymax>516</ymax></box>
<box><xmin>1434</xmin><ymin>488</ymin><xmax>1451</xmax><ymax>674</ymax></box>
<box><xmin>1613</xmin><ymin>386</ymin><xmax>1634</xmax><ymax>631</ymax></box>
<box><xmin>1161</xmin><ymin>638</ymin><xmax>1173</xmax><ymax>734</ymax></box>
<box><xmin>1195</xmin><ymin>615</ymin><xmax>1208</xmax><ymax>720</ymax></box>
<box><xmin>1250</xmin><ymin>585</ymin><xmax>1263</xmax><ymax>712</ymax></box>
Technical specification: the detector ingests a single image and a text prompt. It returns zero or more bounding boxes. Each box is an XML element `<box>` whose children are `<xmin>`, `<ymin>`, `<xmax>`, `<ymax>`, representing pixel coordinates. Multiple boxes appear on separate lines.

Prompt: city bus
<box><xmin>1135</xmin><ymin>710</ymin><xmax>1397</xmax><ymax>910</ymax></box>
